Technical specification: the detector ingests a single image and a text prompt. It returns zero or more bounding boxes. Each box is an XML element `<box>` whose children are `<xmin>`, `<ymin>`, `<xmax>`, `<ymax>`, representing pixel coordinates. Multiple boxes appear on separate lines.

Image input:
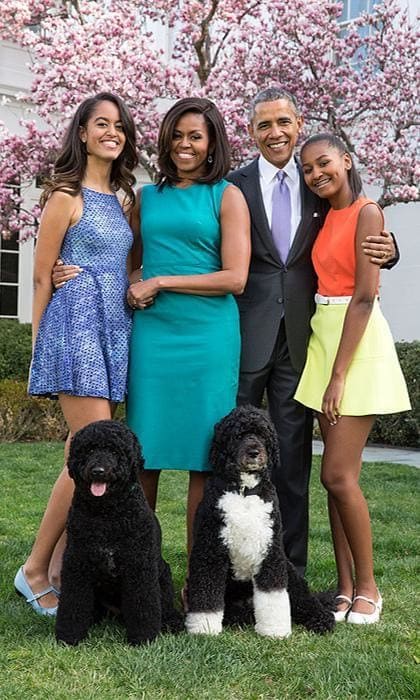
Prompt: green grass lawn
<box><xmin>0</xmin><ymin>442</ymin><xmax>418</xmax><ymax>700</ymax></box>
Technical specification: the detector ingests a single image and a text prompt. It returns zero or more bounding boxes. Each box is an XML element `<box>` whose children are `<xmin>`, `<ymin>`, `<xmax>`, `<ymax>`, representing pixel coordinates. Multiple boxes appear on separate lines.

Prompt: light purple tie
<box><xmin>271</xmin><ymin>170</ymin><xmax>291</xmax><ymax>263</ymax></box>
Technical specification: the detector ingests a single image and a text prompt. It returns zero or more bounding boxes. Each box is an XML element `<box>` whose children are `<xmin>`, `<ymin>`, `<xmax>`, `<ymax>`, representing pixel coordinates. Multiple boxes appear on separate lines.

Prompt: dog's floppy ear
<box><xmin>67</xmin><ymin>422</ymin><xmax>98</xmax><ymax>481</ymax></box>
<box><xmin>126</xmin><ymin>426</ymin><xmax>145</xmax><ymax>481</ymax></box>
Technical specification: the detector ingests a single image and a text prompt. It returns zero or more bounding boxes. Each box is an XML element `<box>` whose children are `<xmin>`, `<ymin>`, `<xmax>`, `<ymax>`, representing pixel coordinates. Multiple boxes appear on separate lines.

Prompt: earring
<box><xmin>207</xmin><ymin>154</ymin><xmax>213</xmax><ymax>164</ymax></box>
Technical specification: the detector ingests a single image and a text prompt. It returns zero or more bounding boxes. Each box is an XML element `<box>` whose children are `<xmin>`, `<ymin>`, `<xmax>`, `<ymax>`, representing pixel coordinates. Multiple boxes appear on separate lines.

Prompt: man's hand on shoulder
<box><xmin>362</xmin><ymin>230</ymin><xmax>398</xmax><ymax>267</ymax></box>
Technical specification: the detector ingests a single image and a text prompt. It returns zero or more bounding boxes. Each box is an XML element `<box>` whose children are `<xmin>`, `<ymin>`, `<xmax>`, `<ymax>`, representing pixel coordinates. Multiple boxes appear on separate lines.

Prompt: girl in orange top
<box><xmin>295</xmin><ymin>133</ymin><xmax>410</xmax><ymax>624</ymax></box>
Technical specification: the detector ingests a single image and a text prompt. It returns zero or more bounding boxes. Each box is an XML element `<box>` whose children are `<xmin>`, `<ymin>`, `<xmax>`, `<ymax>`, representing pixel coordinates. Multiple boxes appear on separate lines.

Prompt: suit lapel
<box><xmin>286</xmin><ymin>165</ymin><xmax>322</xmax><ymax>265</ymax></box>
<box><xmin>239</xmin><ymin>159</ymin><xmax>282</xmax><ymax>265</ymax></box>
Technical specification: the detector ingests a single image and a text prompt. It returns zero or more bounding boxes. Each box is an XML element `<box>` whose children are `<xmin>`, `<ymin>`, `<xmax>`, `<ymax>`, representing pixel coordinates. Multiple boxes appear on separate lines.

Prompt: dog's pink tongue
<box><xmin>91</xmin><ymin>482</ymin><xmax>107</xmax><ymax>497</ymax></box>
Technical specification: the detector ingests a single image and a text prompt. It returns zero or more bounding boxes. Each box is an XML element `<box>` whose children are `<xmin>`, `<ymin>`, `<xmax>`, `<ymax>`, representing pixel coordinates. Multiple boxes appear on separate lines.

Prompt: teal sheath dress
<box><xmin>126</xmin><ymin>180</ymin><xmax>240</xmax><ymax>471</ymax></box>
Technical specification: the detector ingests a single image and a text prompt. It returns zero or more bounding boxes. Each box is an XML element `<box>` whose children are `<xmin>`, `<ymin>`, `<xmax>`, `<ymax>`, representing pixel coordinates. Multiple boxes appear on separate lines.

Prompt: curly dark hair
<box><xmin>40</xmin><ymin>92</ymin><xmax>138</xmax><ymax>209</ymax></box>
<box><xmin>157</xmin><ymin>97</ymin><xmax>231</xmax><ymax>187</ymax></box>
<box><xmin>209</xmin><ymin>405</ymin><xmax>280</xmax><ymax>480</ymax></box>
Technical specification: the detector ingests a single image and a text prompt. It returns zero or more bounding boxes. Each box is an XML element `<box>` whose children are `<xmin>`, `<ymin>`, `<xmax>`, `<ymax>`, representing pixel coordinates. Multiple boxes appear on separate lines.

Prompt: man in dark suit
<box><xmin>228</xmin><ymin>87</ymin><xmax>396</xmax><ymax>575</ymax></box>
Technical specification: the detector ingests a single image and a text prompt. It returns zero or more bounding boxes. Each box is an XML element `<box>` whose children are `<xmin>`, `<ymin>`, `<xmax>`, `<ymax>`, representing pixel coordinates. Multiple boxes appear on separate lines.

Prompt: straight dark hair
<box><xmin>40</xmin><ymin>92</ymin><xmax>138</xmax><ymax>209</ymax></box>
<box><xmin>300</xmin><ymin>133</ymin><xmax>363</xmax><ymax>202</ymax></box>
<box><xmin>157</xmin><ymin>97</ymin><xmax>231</xmax><ymax>187</ymax></box>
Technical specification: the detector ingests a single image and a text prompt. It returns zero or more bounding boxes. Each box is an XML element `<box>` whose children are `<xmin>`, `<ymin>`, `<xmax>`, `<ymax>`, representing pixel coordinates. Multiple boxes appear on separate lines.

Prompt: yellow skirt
<box><xmin>294</xmin><ymin>300</ymin><xmax>411</xmax><ymax>416</ymax></box>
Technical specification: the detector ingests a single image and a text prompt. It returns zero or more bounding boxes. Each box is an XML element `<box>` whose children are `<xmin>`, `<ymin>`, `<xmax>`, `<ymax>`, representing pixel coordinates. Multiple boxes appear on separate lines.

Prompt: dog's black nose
<box><xmin>91</xmin><ymin>466</ymin><xmax>106</xmax><ymax>479</ymax></box>
<box><xmin>248</xmin><ymin>448</ymin><xmax>260</xmax><ymax>458</ymax></box>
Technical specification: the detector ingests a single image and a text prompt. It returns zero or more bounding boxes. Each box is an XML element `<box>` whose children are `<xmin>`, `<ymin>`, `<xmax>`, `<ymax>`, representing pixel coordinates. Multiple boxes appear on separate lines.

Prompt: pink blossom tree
<box><xmin>0</xmin><ymin>0</ymin><xmax>418</xmax><ymax>238</ymax></box>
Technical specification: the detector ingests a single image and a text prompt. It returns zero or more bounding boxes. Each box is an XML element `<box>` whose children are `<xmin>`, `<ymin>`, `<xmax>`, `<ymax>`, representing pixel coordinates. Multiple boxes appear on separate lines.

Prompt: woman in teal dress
<box><xmin>126</xmin><ymin>98</ymin><xmax>250</xmax><ymax>575</ymax></box>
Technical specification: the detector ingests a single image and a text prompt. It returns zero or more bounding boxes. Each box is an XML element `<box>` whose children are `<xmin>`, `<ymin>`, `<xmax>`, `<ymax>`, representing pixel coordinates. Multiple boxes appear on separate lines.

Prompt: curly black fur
<box><xmin>187</xmin><ymin>406</ymin><xmax>335</xmax><ymax>636</ymax></box>
<box><xmin>55</xmin><ymin>420</ymin><xmax>183</xmax><ymax>646</ymax></box>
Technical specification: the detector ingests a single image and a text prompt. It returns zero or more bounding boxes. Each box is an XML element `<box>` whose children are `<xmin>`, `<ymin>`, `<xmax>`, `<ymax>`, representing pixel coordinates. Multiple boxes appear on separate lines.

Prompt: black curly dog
<box><xmin>185</xmin><ymin>406</ymin><xmax>335</xmax><ymax>637</ymax></box>
<box><xmin>55</xmin><ymin>420</ymin><xmax>183</xmax><ymax>646</ymax></box>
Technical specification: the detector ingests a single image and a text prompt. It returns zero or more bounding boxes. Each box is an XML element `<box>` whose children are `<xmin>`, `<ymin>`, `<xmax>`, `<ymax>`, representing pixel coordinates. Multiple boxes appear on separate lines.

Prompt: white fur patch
<box><xmin>240</xmin><ymin>472</ymin><xmax>260</xmax><ymax>491</ymax></box>
<box><xmin>185</xmin><ymin>610</ymin><xmax>223</xmax><ymax>635</ymax></box>
<box><xmin>253</xmin><ymin>586</ymin><xmax>291</xmax><ymax>638</ymax></box>
<box><xmin>218</xmin><ymin>492</ymin><xmax>274</xmax><ymax>581</ymax></box>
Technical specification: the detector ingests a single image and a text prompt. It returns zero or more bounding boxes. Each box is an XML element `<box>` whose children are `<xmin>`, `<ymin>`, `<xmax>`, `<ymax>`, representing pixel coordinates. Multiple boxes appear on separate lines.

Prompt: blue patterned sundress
<box><xmin>29</xmin><ymin>187</ymin><xmax>133</xmax><ymax>402</ymax></box>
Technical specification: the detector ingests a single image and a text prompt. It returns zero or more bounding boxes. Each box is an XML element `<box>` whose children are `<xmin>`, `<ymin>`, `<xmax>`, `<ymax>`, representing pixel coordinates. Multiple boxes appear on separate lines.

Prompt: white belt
<box><xmin>315</xmin><ymin>293</ymin><xmax>352</xmax><ymax>305</ymax></box>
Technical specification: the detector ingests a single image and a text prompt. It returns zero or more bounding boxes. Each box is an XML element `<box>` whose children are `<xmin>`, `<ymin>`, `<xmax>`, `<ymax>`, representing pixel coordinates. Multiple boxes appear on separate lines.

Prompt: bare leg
<box><xmin>139</xmin><ymin>470</ymin><xmax>161</xmax><ymax>511</ymax></box>
<box><xmin>186</xmin><ymin>471</ymin><xmax>209</xmax><ymax>559</ymax></box>
<box><xmin>48</xmin><ymin>531</ymin><xmax>67</xmax><ymax>592</ymax></box>
<box><xmin>178</xmin><ymin>471</ymin><xmax>208</xmax><ymax>611</ymax></box>
<box><xmin>21</xmin><ymin>396</ymin><xmax>113</xmax><ymax>609</ymax></box>
<box><xmin>328</xmin><ymin>495</ymin><xmax>354</xmax><ymax>596</ymax></box>
<box><xmin>318</xmin><ymin>415</ymin><xmax>354</xmax><ymax>612</ymax></box>
<box><xmin>319</xmin><ymin>413</ymin><xmax>378</xmax><ymax>615</ymax></box>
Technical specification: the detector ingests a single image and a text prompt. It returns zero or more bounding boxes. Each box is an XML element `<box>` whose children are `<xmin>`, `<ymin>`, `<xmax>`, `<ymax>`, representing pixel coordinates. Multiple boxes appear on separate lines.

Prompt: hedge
<box><xmin>0</xmin><ymin>379</ymin><xmax>68</xmax><ymax>442</ymax></box>
<box><xmin>0</xmin><ymin>319</ymin><xmax>418</xmax><ymax>447</ymax></box>
<box><xmin>0</xmin><ymin>319</ymin><xmax>32</xmax><ymax>381</ymax></box>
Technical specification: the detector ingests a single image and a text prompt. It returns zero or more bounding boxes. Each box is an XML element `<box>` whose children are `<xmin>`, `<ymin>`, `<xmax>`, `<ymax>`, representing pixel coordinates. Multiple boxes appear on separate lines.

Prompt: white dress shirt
<box><xmin>258</xmin><ymin>155</ymin><xmax>302</xmax><ymax>246</ymax></box>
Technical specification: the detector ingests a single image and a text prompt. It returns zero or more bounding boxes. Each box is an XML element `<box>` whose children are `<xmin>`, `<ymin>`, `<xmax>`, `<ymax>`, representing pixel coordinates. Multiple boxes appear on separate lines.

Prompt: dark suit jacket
<box><xmin>228</xmin><ymin>157</ymin><xmax>329</xmax><ymax>375</ymax></box>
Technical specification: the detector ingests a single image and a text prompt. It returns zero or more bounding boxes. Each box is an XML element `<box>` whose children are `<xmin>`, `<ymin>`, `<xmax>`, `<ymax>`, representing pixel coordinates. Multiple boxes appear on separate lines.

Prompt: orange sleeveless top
<box><xmin>312</xmin><ymin>197</ymin><xmax>383</xmax><ymax>296</ymax></box>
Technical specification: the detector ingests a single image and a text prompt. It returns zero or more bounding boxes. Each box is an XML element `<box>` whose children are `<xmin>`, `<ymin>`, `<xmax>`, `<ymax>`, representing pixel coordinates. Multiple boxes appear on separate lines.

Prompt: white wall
<box><xmin>380</xmin><ymin>201</ymin><xmax>420</xmax><ymax>342</ymax></box>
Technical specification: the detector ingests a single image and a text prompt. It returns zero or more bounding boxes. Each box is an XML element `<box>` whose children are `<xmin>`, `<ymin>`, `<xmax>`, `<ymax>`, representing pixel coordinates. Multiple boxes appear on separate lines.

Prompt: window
<box><xmin>339</xmin><ymin>0</ymin><xmax>376</xmax><ymax>69</ymax></box>
<box><xmin>339</xmin><ymin>0</ymin><xmax>374</xmax><ymax>23</ymax></box>
<box><xmin>0</xmin><ymin>182</ymin><xmax>20</xmax><ymax>318</ymax></box>
<box><xmin>0</xmin><ymin>231</ymin><xmax>19</xmax><ymax>317</ymax></box>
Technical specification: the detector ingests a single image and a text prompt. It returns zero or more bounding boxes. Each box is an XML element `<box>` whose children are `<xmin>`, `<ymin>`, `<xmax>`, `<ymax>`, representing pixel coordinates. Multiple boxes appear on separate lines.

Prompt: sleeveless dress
<box><xmin>294</xmin><ymin>197</ymin><xmax>411</xmax><ymax>415</ymax></box>
<box><xmin>29</xmin><ymin>187</ymin><xmax>133</xmax><ymax>402</ymax></box>
<box><xmin>126</xmin><ymin>181</ymin><xmax>240</xmax><ymax>471</ymax></box>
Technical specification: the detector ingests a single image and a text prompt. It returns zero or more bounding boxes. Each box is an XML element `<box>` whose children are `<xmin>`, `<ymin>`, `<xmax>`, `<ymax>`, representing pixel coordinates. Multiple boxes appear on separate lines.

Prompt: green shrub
<box><xmin>0</xmin><ymin>319</ymin><xmax>32</xmax><ymax>381</ymax></box>
<box><xmin>0</xmin><ymin>380</ymin><xmax>67</xmax><ymax>442</ymax></box>
<box><xmin>0</xmin><ymin>379</ymin><xmax>126</xmax><ymax>442</ymax></box>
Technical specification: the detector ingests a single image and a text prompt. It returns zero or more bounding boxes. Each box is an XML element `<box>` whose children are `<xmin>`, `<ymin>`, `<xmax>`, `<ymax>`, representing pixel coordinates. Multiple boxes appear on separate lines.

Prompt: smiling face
<box><xmin>169</xmin><ymin>112</ymin><xmax>211</xmax><ymax>182</ymax></box>
<box><xmin>79</xmin><ymin>100</ymin><xmax>126</xmax><ymax>162</ymax></box>
<box><xmin>301</xmin><ymin>140</ymin><xmax>353</xmax><ymax>207</ymax></box>
<box><xmin>248</xmin><ymin>98</ymin><xmax>303</xmax><ymax>169</ymax></box>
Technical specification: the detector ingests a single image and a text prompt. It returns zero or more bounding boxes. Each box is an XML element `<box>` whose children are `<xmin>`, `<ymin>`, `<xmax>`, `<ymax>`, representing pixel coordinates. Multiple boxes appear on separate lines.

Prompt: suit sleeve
<box><xmin>382</xmin><ymin>232</ymin><xmax>400</xmax><ymax>270</ymax></box>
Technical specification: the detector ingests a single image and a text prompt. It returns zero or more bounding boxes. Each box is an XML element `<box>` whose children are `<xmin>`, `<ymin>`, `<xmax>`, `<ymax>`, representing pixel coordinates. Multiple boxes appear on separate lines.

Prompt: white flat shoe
<box><xmin>347</xmin><ymin>593</ymin><xmax>383</xmax><ymax>625</ymax></box>
<box><xmin>333</xmin><ymin>594</ymin><xmax>353</xmax><ymax>622</ymax></box>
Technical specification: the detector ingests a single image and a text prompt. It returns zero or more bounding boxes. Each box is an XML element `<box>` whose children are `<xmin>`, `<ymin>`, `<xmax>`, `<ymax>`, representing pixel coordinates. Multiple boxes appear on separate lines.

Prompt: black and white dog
<box><xmin>185</xmin><ymin>406</ymin><xmax>335</xmax><ymax>637</ymax></box>
<box><xmin>55</xmin><ymin>420</ymin><xmax>183</xmax><ymax>646</ymax></box>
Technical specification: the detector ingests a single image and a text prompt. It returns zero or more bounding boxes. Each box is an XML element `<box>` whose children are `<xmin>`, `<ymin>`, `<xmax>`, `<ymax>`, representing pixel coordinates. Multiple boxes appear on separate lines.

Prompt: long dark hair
<box><xmin>300</xmin><ymin>133</ymin><xmax>362</xmax><ymax>202</ymax></box>
<box><xmin>40</xmin><ymin>92</ymin><xmax>138</xmax><ymax>209</ymax></box>
<box><xmin>157</xmin><ymin>97</ymin><xmax>231</xmax><ymax>186</ymax></box>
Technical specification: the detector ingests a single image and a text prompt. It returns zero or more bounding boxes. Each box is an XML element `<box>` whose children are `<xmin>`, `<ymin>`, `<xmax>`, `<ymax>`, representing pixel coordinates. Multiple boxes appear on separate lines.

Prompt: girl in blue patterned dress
<box><xmin>15</xmin><ymin>93</ymin><xmax>138</xmax><ymax>615</ymax></box>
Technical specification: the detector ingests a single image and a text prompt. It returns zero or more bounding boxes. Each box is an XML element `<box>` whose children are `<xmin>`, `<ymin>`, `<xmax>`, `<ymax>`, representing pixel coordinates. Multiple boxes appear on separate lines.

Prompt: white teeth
<box><xmin>177</xmin><ymin>153</ymin><xmax>195</xmax><ymax>159</ymax></box>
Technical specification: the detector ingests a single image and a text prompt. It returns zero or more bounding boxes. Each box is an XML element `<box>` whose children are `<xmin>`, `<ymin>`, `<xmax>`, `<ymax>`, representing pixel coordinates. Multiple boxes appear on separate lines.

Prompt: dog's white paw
<box><xmin>185</xmin><ymin>611</ymin><xmax>223</xmax><ymax>635</ymax></box>
<box><xmin>253</xmin><ymin>587</ymin><xmax>292</xmax><ymax>638</ymax></box>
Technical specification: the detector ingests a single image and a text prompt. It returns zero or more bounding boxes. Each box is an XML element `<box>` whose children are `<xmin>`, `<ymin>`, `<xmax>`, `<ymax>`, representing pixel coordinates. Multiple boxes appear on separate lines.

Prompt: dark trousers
<box><xmin>237</xmin><ymin>320</ymin><xmax>313</xmax><ymax>576</ymax></box>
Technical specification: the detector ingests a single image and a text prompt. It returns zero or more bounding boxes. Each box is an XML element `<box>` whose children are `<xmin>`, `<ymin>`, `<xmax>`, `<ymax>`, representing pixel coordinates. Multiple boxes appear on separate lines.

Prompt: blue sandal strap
<box><xmin>27</xmin><ymin>585</ymin><xmax>56</xmax><ymax>603</ymax></box>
